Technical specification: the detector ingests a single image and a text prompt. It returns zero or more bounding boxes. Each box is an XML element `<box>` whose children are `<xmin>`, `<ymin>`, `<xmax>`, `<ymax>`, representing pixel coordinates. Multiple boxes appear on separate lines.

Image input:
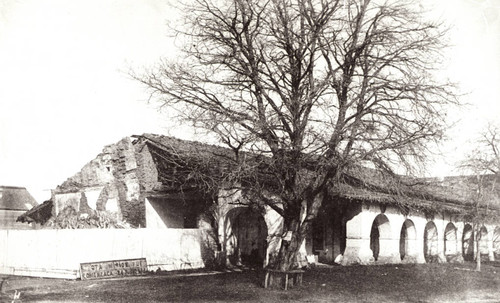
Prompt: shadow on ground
<box><xmin>4</xmin><ymin>262</ymin><xmax>500</xmax><ymax>302</ymax></box>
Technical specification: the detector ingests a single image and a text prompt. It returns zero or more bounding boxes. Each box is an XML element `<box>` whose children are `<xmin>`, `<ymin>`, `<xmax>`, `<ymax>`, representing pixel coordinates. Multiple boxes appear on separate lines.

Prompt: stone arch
<box><xmin>494</xmin><ymin>227</ymin><xmax>500</xmax><ymax>259</ymax></box>
<box><xmin>424</xmin><ymin>221</ymin><xmax>439</xmax><ymax>263</ymax></box>
<box><xmin>444</xmin><ymin>222</ymin><xmax>458</xmax><ymax>261</ymax></box>
<box><xmin>462</xmin><ymin>224</ymin><xmax>474</xmax><ymax>261</ymax></box>
<box><xmin>370</xmin><ymin>214</ymin><xmax>391</xmax><ymax>261</ymax></box>
<box><xmin>225</xmin><ymin>207</ymin><xmax>268</xmax><ymax>267</ymax></box>
<box><xmin>478</xmin><ymin>226</ymin><xmax>489</xmax><ymax>258</ymax></box>
<box><xmin>400</xmin><ymin>219</ymin><xmax>417</xmax><ymax>262</ymax></box>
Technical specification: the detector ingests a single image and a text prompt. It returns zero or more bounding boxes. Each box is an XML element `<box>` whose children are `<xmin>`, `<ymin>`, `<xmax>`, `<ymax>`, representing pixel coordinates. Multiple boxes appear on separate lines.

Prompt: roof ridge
<box><xmin>0</xmin><ymin>185</ymin><xmax>28</xmax><ymax>190</ymax></box>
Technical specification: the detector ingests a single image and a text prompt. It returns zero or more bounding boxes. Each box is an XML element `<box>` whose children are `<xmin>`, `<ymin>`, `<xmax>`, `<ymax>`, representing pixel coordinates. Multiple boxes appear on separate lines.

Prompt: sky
<box><xmin>0</xmin><ymin>0</ymin><xmax>499</xmax><ymax>203</ymax></box>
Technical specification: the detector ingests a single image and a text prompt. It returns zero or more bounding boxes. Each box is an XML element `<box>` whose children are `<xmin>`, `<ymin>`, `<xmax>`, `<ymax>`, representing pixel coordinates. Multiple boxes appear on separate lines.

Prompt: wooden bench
<box><xmin>264</xmin><ymin>269</ymin><xmax>304</xmax><ymax>290</ymax></box>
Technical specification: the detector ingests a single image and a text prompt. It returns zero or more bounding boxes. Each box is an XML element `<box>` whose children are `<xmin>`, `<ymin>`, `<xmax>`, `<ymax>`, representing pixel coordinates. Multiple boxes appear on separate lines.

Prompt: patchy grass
<box><xmin>5</xmin><ymin>262</ymin><xmax>500</xmax><ymax>302</ymax></box>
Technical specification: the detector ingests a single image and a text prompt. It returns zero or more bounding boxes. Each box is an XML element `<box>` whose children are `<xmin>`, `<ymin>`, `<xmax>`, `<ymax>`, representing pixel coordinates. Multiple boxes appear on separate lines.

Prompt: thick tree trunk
<box><xmin>269</xmin><ymin>190</ymin><xmax>324</xmax><ymax>271</ymax></box>
<box><xmin>273</xmin><ymin>218</ymin><xmax>307</xmax><ymax>271</ymax></box>
<box><xmin>272</xmin><ymin>196</ymin><xmax>323</xmax><ymax>270</ymax></box>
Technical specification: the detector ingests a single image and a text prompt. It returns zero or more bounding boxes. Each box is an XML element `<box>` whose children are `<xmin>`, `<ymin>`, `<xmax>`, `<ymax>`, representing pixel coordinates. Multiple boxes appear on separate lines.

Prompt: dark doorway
<box><xmin>227</xmin><ymin>207</ymin><xmax>268</xmax><ymax>268</ymax></box>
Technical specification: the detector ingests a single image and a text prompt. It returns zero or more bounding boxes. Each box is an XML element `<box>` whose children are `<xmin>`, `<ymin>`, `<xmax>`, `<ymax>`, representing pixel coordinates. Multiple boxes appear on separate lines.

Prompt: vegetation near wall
<box><xmin>44</xmin><ymin>207</ymin><xmax>129</xmax><ymax>229</ymax></box>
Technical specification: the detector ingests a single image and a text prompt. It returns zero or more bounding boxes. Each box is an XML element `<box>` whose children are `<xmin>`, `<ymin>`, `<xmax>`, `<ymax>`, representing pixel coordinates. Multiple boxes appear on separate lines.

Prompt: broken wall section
<box><xmin>53</xmin><ymin>137</ymin><xmax>145</xmax><ymax>227</ymax></box>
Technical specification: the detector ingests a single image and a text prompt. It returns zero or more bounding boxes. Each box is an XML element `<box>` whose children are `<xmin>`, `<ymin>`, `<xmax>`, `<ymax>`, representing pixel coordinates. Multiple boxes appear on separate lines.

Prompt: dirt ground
<box><xmin>1</xmin><ymin>262</ymin><xmax>499</xmax><ymax>303</ymax></box>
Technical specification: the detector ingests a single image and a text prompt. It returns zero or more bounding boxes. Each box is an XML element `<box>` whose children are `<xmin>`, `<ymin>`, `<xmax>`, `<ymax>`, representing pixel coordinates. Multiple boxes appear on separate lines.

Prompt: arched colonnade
<box><xmin>341</xmin><ymin>203</ymin><xmax>500</xmax><ymax>265</ymax></box>
<box><xmin>216</xmin><ymin>191</ymin><xmax>500</xmax><ymax>267</ymax></box>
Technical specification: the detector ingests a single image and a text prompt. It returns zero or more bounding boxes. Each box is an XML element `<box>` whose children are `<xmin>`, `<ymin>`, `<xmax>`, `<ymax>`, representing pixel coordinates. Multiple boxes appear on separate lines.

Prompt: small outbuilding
<box><xmin>0</xmin><ymin>186</ymin><xmax>37</xmax><ymax>229</ymax></box>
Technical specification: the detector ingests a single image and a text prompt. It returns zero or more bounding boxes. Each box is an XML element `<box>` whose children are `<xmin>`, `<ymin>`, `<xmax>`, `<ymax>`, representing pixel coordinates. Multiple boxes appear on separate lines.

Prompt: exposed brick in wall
<box><xmin>111</xmin><ymin>139</ymin><xmax>144</xmax><ymax>227</ymax></box>
<box><xmin>54</xmin><ymin>137</ymin><xmax>146</xmax><ymax>227</ymax></box>
<box><xmin>51</xmin><ymin>136</ymin><xmax>215</xmax><ymax>229</ymax></box>
<box><xmin>134</xmin><ymin>144</ymin><xmax>162</xmax><ymax>193</ymax></box>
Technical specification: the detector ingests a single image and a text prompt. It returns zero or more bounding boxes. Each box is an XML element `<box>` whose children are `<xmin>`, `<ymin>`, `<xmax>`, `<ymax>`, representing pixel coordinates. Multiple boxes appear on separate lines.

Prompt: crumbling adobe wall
<box><xmin>54</xmin><ymin>137</ymin><xmax>145</xmax><ymax>227</ymax></box>
<box><xmin>134</xmin><ymin>143</ymin><xmax>162</xmax><ymax>193</ymax></box>
<box><xmin>113</xmin><ymin>139</ymin><xmax>144</xmax><ymax>227</ymax></box>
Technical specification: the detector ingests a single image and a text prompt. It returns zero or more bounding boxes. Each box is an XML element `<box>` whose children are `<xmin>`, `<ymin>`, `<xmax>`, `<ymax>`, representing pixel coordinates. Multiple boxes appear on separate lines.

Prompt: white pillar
<box><xmin>454</xmin><ymin>221</ymin><xmax>465</xmax><ymax>263</ymax></box>
<box><xmin>378</xmin><ymin>212</ymin><xmax>403</xmax><ymax>264</ymax></box>
<box><xmin>487</xmin><ymin>225</ymin><xmax>495</xmax><ymax>261</ymax></box>
<box><xmin>341</xmin><ymin>204</ymin><xmax>376</xmax><ymax>265</ymax></box>
<box><xmin>434</xmin><ymin>217</ymin><xmax>447</xmax><ymax>263</ymax></box>
<box><xmin>377</xmin><ymin>234</ymin><xmax>401</xmax><ymax>263</ymax></box>
<box><xmin>412</xmin><ymin>216</ymin><xmax>427</xmax><ymax>264</ymax></box>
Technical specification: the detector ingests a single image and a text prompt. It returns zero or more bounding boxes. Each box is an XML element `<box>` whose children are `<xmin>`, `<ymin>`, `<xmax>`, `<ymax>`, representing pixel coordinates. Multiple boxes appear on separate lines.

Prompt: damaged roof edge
<box><xmin>133</xmin><ymin>134</ymin><xmax>500</xmax><ymax>213</ymax></box>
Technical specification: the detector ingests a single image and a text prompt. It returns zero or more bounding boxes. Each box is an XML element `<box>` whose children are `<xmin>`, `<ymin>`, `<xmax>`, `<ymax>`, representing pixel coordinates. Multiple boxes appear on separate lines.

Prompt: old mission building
<box><xmin>19</xmin><ymin>134</ymin><xmax>500</xmax><ymax>269</ymax></box>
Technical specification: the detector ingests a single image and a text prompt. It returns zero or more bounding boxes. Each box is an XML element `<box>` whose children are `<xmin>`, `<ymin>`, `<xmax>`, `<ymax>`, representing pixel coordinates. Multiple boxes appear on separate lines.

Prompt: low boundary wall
<box><xmin>0</xmin><ymin>228</ymin><xmax>206</xmax><ymax>279</ymax></box>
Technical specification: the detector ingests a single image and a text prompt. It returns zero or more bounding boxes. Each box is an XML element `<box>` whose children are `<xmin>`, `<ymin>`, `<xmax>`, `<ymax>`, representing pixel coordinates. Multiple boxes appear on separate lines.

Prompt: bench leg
<box><xmin>264</xmin><ymin>272</ymin><xmax>269</xmax><ymax>288</ymax></box>
<box><xmin>285</xmin><ymin>273</ymin><xmax>289</xmax><ymax>290</ymax></box>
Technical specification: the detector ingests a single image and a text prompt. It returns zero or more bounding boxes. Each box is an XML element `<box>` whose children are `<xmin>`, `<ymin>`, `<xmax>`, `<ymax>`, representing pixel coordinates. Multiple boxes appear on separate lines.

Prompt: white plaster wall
<box><xmin>434</xmin><ymin>215</ymin><xmax>446</xmax><ymax>261</ymax></box>
<box><xmin>406</xmin><ymin>215</ymin><xmax>427</xmax><ymax>263</ymax></box>
<box><xmin>106</xmin><ymin>198</ymin><xmax>120</xmax><ymax>213</ymax></box>
<box><xmin>124</xmin><ymin>177</ymin><xmax>140</xmax><ymax>201</ymax></box>
<box><xmin>0</xmin><ymin>228</ymin><xmax>206</xmax><ymax>279</ymax></box>
<box><xmin>0</xmin><ymin>210</ymin><xmax>36</xmax><ymax>230</ymax></box>
<box><xmin>84</xmin><ymin>188</ymin><xmax>103</xmax><ymax>210</ymax></box>
<box><xmin>54</xmin><ymin>192</ymin><xmax>82</xmax><ymax>215</ymax></box>
<box><xmin>383</xmin><ymin>210</ymin><xmax>405</xmax><ymax>263</ymax></box>
<box><xmin>485</xmin><ymin>224</ymin><xmax>496</xmax><ymax>261</ymax></box>
<box><xmin>493</xmin><ymin>226</ymin><xmax>500</xmax><ymax>257</ymax></box>
<box><xmin>342</xmin><ymin>203</ymin><xmax>379</xmax><ymax>265</ymax></box>
<box><xmin>455</xmin><ymin>221</ymin><xmax>465</xmax><ymax>259</ymax></box>
<box><xmin>145</xmin><ymin>198</ymin><xmax>168</xmax><ymax>229</ymax></box>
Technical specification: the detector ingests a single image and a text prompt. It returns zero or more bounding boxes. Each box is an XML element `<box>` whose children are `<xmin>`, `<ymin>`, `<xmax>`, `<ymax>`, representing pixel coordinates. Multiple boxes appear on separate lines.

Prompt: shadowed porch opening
<box><xmin>462</xmin><ymin>224</ymin><xmax>474</xmax><ymax>262</ymax></box>
<box><xmin>424</xmin><ymin>222</ymin><xmax>438</xmax><ymax>263</ymax></box>
<box><xmin>370</xmin><ymin>214</ymin><xmax>391</xmax><ymax>262</ymax></box>
<box><xmin>400</xmin><ymin>219</ymin><xmax>417</xmax><ymax>261</ymax></box>
<box><xmin>444</xmin><ymin>223</ymin><xmax>457</xmax><ymax>262</ymax></box>
<box><xmin>225</xmin><ymin>207</ymin><xmax>268</xmax><ymax>268</ymax></box>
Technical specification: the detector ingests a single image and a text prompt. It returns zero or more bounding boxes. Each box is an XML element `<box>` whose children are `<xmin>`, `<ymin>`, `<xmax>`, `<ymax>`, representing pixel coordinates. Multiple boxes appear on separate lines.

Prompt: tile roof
<box><xmin>0</xmin><ymin>186</ymin><xmax>37</xmax><ymax>211</ymax></box>
<box><xmin>134</xmin><ymin>134</ymin><xmax>500</xmax><ymax>216</ymax></box>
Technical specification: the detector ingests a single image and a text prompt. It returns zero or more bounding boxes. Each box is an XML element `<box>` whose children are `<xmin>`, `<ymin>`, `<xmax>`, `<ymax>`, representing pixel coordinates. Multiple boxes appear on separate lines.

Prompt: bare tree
<box><xmin>133</xmin><ymin>0</ymin><xmax>457</xmax><ymax>270</ymax></box>
<box><xmin>460</xmin><ymin>124</ymin><xmax>500</xmax><ymax>271</ymax></box>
